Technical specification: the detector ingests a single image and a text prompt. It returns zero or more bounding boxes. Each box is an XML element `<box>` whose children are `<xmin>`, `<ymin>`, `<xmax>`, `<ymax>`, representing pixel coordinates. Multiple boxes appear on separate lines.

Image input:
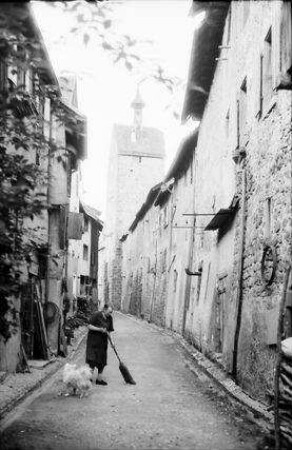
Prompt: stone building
<box><xmin>61</xmin><ymin>75</ymin><xmax>103</xmax><ymax>308</ymax></box>
<box><xmin>121</xmin><ymin>131</ymin><xmax>198</xmax><ymax>331</ymax></box>
<box><xmin>117</xmin><ymin>0</ymin><xmax>292</xmax><ymax>406</ymax></box>
<box><xmin>0</xmin><ymin>3</ymin><xmax>86</xmax><ymax>369</ymax></box>
<box><xmin>181</xmin><ymin>0</ymin><xmax>291</xmax><ymax>403</ymax></box>
<box><xmin>99</xmin><ymin>90</ymin><xmax>165</xmax><ymax>309</ymax></box>
<box><xmin>79</xmin><ymin>202</ymin><xmax>103</xmax><ymax>301</ymax></box>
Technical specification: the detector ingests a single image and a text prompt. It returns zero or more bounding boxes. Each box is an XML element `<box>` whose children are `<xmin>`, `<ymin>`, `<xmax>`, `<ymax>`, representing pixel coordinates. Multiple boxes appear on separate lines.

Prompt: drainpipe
<box><xmin>232</xmin><ymin>149</ymin><xmax>247</xmax><ymax>380</ymax></box>
<box><xmin>150</xmin><ymin>221</ymin><xmax>158</xmax><ymax>323</ymax></box>
<box><xmin>182</xmin><ymin>150</ymin><xmax>197</xmax><ymax>337</ymax></box>
<box><xmin>182</xmin><ymin>215</ymin><xmax>196</xmax><ymax>337</ymax></box>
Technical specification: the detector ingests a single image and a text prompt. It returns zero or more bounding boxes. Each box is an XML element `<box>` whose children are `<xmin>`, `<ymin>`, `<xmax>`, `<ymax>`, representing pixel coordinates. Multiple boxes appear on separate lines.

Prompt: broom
<box><xmin>108</xmin><ymin>335</ymin><xmax>136</xmax><ymax>385</ymax></box>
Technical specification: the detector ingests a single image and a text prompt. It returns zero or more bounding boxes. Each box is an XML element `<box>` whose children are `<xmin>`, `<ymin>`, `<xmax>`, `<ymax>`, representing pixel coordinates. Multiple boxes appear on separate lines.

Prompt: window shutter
<box><xmin>68</xmin><ymin>212</ymin><xmax>84</xmax><ymax>240</ymax></box>
<box><xmin>280</xmin><ymin>1</ymin><xmax>292</xmax><ymax>74</ymax></box>
<box><xmin>273</xmin><ymin>1</ymin><xmax>292</xmax><ymax>88</ymax></box>
<box><xmin>254</xmin><ymin>55</ymin><xmax>263</xmax><ymax>118</ymax></box>
<box><xmin>236</xmin><ymin>98</ymin><xmax>240</xmax><ymax>149</ymax></box>
<box><xmin>272</xmin><ymin>2</ymin><xmax>281</xmax><ymax>89</ymax></box>
<box><xmin>230</xmin><ymin>99</ymin><xmax>239</xmax><ymax>153</ymax></box>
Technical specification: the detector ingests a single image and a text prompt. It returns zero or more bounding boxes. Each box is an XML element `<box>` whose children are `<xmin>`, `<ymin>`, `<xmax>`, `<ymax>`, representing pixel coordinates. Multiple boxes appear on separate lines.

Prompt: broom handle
<box><xmin>108</xmin><ymin>335</ymin><xmax>122</xmax><ymax>364</ymax></box>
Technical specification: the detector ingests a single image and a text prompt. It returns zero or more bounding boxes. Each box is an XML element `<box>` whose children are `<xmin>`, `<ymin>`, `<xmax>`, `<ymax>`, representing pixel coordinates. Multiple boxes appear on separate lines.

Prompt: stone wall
<box><xmin>99</xmin><ymin>124</ymin><xmax>165</xmax><ymax>309</ymax></box>
<box><xmin>117</xmin><ymin>0</ymin><xmax>292</xmax><ymax>405</ymax></box>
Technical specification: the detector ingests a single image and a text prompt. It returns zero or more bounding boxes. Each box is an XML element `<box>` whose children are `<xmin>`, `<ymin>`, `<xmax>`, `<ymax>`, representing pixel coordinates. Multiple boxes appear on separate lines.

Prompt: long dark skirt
<box><xmin>85</xmin><ymin>331</ymin><xmax>108</xmax><ymax>371</ymax></box>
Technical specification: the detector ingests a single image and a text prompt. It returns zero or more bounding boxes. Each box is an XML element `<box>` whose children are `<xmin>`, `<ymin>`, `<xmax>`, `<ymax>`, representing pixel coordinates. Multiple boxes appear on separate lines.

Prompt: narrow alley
<box><xmin>0</xmin><ymin>313</ymin><xmax>264</xmax><ymax>450</ymax></box>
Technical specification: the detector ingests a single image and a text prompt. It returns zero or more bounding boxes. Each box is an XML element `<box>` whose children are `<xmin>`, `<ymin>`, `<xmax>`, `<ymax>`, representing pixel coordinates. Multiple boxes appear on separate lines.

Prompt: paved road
<box><xmin>0</xmin><ymin>313</ymin><xmax>264</xmax><ymax>450</ymax></box>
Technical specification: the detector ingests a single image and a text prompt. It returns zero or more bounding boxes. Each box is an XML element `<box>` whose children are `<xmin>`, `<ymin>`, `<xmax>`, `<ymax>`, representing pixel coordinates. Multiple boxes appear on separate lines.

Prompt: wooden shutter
<box><xmin>230</xmin><ymin>99</ymin><xmax>239</xmax><ymax>153</ymax></box>
<box><xmin>68</xmin><ymin>212</ymin><xmax>84</xmax><ymax>240</ymax></box>
<box><xmin>273</xmin><ymin>1</ymin><xmax>292</xmax><ymax>88</ymax></box>
<box><xmin>254</xmin><ymin>54</ymin><xmax>263</xmax><ymax>118</ymax></box>
<box><xmin>279</xmin><ymin>1</ymin><xmax>292</xmax><ymax>74</ymax></box>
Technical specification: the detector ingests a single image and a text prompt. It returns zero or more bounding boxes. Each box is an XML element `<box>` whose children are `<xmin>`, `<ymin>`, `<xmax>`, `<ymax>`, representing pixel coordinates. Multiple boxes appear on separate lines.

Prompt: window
<box><xmin>84</xmin><ymin>218</ymin><xmax>89</xmax><ymax>232</ymax></box>
<box><xmin>83</xmin><ymin>244</ymin><xmax>88</xmax><ymax>261</ymax></box>
<box><xmin>279</xmin><ymin>2</ymin><xmax>292</xmax><ymax>74</ymax></box>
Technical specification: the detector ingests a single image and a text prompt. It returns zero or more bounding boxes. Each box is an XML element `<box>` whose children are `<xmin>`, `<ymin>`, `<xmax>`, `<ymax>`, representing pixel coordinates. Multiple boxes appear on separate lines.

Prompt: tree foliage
<box><xmin>46</xmin><ymin>0</ymin><xmax>180</xmax><ymax>94</ymax></box>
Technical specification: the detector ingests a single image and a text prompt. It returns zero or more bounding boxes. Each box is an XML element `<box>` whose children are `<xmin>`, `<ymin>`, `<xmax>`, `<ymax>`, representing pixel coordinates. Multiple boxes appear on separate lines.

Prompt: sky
<box><xmin>32</xmin><ymin>1</ymin><xmax>201</xmax><ymax>218</ymax></box>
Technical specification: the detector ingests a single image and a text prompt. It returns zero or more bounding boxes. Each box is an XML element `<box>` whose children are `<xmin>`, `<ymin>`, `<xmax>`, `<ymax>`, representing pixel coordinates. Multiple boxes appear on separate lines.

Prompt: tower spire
<box><xmin>131</xmin><ymin>86</ymin><xmax>145</xmax><ymax>141</ymax></box>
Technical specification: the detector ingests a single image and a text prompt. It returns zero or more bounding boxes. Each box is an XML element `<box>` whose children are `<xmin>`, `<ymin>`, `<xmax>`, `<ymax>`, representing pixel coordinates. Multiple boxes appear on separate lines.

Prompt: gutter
<box><xmin>232</xmin><ymin>150</ymin><xmax>247</xmax><ymax>380</ymax></box>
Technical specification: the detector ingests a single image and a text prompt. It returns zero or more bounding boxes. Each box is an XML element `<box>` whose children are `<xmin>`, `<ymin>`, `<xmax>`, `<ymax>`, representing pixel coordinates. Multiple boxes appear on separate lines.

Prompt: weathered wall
<box><xmin>118</xmin><ymin>0</ymin><xmax>292</xmax><ymax>405</ymax></box>
<box><xmin>121</xmin><ymin>150</ymin><xmax>197</xmax><ymax>333</ymax></box>
<box><xmin>187</xmin><ymin>0</ymin><xmax>292</xmax><ymax>403</ymax></box>
<box><xmin>67</xmin><ymin>166</ymin><xmax>82</xmax><ymax>299</ymax></box>
<box><xmin>99</xmin><ymin>124</ymin><xmax>165</xmax><ymax>309</ymax></box>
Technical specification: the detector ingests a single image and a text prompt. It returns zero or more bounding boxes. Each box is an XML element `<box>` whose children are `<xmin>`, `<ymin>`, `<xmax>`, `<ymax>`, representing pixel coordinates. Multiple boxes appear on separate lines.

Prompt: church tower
<box><xmin>99</xmin><ymin>89</ymin><xmax>165</xmax><ymax>309</ymax></box>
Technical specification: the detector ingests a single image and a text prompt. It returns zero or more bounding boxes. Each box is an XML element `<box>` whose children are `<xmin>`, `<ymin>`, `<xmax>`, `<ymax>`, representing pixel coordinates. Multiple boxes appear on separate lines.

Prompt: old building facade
<box><xmin>0</xmin><ymin>4</ymin><xmax>87</xmax><ymax>370</ymax></box>
<box><xmin>113</xmin><ymin>0</ymin><xmax>292</xmax><ymax>406</ymax></box>
<box><xmin>99</xmin><ymin>91</ymin><xmax>165</xmax><ymax>309</ymax></box>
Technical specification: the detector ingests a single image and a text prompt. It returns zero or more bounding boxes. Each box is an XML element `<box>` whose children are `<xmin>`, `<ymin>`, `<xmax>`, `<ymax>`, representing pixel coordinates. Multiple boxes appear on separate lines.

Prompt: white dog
<box><xmin>62</xmin><ymin>363</ymin><xmax>92</xmax><ymax>399</ymax></box>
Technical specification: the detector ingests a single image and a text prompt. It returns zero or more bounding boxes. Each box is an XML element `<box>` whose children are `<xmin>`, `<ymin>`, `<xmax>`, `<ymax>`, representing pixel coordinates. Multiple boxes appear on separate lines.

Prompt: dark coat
<box><xmin>85</xmin><ymin>312</ymin><xmax>114</xmax><ymax>370</ymax></box>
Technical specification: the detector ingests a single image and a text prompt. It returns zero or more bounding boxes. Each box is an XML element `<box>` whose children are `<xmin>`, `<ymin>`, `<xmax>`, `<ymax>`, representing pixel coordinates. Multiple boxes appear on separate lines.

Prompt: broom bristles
<box><xmin>119</xmin><ymin>361</ymin><xmax>136</xmax><ymax>385</ymax></box>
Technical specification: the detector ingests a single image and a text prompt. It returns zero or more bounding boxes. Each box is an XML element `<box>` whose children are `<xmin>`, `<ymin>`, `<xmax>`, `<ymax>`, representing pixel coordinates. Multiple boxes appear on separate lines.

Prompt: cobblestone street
<box><xmin>0</xmin><ymin>313</ymin><xmax>265</xmax><ymax>450</ymax></box>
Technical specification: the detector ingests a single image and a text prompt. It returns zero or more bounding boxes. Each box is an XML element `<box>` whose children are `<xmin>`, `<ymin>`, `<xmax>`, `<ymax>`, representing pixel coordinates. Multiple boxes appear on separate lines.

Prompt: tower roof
<box><xmin>131</xmin><ymin>87</ymin><xmax>145</xmax><ymax>110</ymax></box>
<box><xmin>112</xmin><ymin>124</ymin><xmax>165</xmax><ymax>159</ymax></box>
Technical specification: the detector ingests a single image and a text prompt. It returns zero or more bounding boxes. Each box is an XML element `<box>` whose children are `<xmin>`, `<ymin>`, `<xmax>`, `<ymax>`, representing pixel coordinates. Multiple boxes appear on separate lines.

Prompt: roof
<box><xmin>181</xmin><ymin>1</ymin><xmax>230</xmax><ymax>121</ymax></box>
<box><xmin>124</xmin><ymin>183</ymin><xmax>162</xmax><ymax>236</ymax></box>
<box><xmin>80</xmin><ymin>202</ymin><xmax>103</xmax><ymax>229</ymax></box>
<box><xmin>113</xmin><ymin>124</ymin><xmax>165</xmax><ymax>159</ymax></box>
<box><xmin>205</xmin><ymin>196</ymin><xmax>239</xmax><ymax>231</ymax></box>
<box><xmin>165</xmin><ymin>130</ymin><xmax>198</xmax><ymax>182</ymax></box>
<box><xmin>61</xmin><ymin>100</ymin><xmax>87</xmax><ymax>160</ymax></box>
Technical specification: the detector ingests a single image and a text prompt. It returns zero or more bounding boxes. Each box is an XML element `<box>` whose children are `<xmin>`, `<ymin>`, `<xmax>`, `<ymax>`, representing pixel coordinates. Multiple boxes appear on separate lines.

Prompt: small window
<box><xmin>83</xmin><ymin>244</ymin><xmax>88</xmax><ymax>261</ymax></box>
<box><xmin>84</xmin><ymin>218</ymin><xmax>89</xmax><ymax>232</ymax></box>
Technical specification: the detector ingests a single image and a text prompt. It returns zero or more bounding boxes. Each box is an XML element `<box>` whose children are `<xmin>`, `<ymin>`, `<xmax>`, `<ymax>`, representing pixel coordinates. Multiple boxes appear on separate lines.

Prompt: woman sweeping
<box><xmin>85</xmin><ymin>304</ymin><xmax>114</xmax><ymax>385</ymax></box>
